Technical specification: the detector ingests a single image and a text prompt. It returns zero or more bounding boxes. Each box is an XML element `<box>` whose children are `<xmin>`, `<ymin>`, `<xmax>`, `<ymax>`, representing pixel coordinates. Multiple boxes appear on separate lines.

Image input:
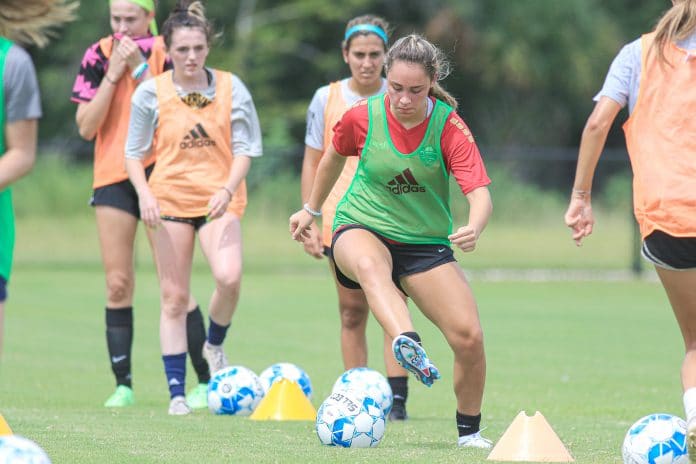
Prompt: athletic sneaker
<box><xmin>202</xmin><ymin>341</ymin><xmax>228</xmax><ymax>374</ymax></box>
<box><xmin>388</xmin><ymin>401</ymin><xmax>408</xmax><ymax>421</ymax></box>
<box><xmin>687</xmin><ymin>417</ymin><xmax>696</xmax><ymax>463</ymax></box>
<box><xmin>103</xmin><ymin>385</ymin><xmax>134</xmax><ymax>408</ymax></box>
<box><xmin>168</xmin><ymin>396</ymin><xmax>192</xmax><ymax>416</ymax></box>
<box><xmin>185</xmin><ymin>383</ymin><xmax>209</xmax><ymax>410</ymax></box>
<box><xmin>457</xmin><ymin>432</ymin><xmax>493</xmax><ymax>449</ymax></box>
<box><xmin>392</xmin><ymin>335</ymin><xmax>441</xmax><ymax>387</ymax></box>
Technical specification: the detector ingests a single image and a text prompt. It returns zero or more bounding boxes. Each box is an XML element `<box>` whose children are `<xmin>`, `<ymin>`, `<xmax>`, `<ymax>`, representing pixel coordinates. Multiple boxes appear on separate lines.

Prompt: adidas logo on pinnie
<box><xmin>386</xmin><ymin>168</ymin><xmax>426</xmax><ymax>194</ymax></box>
<box><xmin>180</xmin><ymin>123</ymin><xmax>216</xmax><ymax>149</ymax></box>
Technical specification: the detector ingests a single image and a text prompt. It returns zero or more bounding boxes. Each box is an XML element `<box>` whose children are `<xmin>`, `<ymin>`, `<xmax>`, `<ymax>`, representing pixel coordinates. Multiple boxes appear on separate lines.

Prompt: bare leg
<box><xmin>402</xmin><ymin>262</ymin><xmax>486</xmax><ymax>415</ymax></box>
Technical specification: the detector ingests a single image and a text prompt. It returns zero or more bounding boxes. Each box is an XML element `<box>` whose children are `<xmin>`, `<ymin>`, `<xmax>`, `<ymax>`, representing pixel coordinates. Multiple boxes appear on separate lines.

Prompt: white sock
<box><xmin>683</xmin><ymin>387</ymin><xmax>696</xmax><ymax>424</ymax></box>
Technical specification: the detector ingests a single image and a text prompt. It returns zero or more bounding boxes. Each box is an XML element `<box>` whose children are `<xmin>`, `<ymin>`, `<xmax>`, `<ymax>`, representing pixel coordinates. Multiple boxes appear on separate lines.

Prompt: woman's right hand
<box><xmin>302</xmin><ymin>223</ymin><xmax>324</xmax><ymax>259</ymax></box>
<box><xmin>564</xmin><ymin>195</ymin><xmax>594</xmax><ymax>246</ymax></box>
<box><xmin>109</xmin><ymin>36</ymin><xmax>143</xmax><ymax>81</ymax></box>
<box><xmin>138</xmin><ymin>188</ymin><xmax>161</xmax><ymax>229</ymax></box>
<box><xmin>289</xmin><ymin>209</ymin><xmax>315</xmax><ymax>243</ymax></box>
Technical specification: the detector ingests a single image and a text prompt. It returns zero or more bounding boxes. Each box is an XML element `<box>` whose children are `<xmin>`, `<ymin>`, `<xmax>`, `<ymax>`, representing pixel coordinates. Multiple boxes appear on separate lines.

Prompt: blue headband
<box><xmin>344</xmin><ymin>24</ymin><xmax>388</xmax><ymax>44</ymax></box>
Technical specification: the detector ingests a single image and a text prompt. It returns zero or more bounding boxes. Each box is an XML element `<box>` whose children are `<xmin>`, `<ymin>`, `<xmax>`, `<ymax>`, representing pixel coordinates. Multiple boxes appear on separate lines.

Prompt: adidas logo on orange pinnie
<box><xmin>180</xmin><ymin>123</ymin><xmax>217</xmax><ymax>149</ymax></box>
<box><xmin>386</xmin><ymin>168</ymin><xmax>426</xmax><ymax>194</ymax></box>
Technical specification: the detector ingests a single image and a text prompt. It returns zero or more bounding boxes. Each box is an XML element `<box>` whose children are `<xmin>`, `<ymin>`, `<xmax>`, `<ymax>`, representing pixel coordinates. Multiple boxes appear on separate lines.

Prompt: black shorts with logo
<box><xmin>330</xmin><ymin>224</ymin><xmax>456</xmax><ymax>294</ymax></box>
<box><xmin>89</xmin><ymin>164</ymin><xmax>154</xmax><ymax>219</ymax></box>
<box><xmin>641</xmin><ymin>230</ymin><xmax>696</xmax><ymax>270</ymax></box>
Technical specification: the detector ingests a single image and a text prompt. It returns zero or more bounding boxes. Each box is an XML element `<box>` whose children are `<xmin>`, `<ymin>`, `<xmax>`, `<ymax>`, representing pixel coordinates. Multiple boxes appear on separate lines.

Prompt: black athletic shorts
<box><xmin>0</xmin><ymin>275</ymin><xmax>6</xmax><ymax>302</ymax></box>
<box><xmin>161</xmin><ymin>215</ymin><xmax>208</xmax><ymax>231</ymax></box>
<box><xmin>642</xmin><ymin>230</ymin><xmax>696</xmax><ymax>270</ymax></box>
<box><xmin>330</xmin><ymin>224</ymin><xmax>456</xmax><ymax>294</ymax></box>
<box><xmin>89</xmin><ymin>164</ymin><xmax>154</xmax><ymax>218</ymax></box>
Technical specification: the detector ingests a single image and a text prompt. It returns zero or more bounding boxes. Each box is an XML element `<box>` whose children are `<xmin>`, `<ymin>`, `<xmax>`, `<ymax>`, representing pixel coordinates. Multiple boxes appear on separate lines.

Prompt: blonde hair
<box><xmin>162</xmin><ymin>0</ymin><xmax>214</xmax><ymax>48</ymax></box>
<box><xmin>384</xmin><ymin>34</ymin><xmax>457</xmax><ymax>110</ymax></box>
<box><xmin>651</xmin><ymin>0</ymin><xmax>696</xmax><ymax>65</ymax></box>
<box><xmin>0</xmin><ymin>0</ymin><xmax>77</xmax><ymax>48</ymax></box>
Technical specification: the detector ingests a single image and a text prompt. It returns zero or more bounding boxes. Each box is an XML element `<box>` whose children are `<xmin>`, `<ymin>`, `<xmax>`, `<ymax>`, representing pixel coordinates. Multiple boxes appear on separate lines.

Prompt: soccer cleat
<box><xmin>388</xmin><ymin>400</ymin><xmax>408</xmax><ymax>421</ymax></box>
<box><xmin>457</xmin><ymin>431</ymin><xmax>493</xmax><ymax>449</ymax></box>
<box><xmin>202</xmin><ymin>341</ymin><xmax>228</xmax><ymax>374</ymax></box>
<box><xmin>103</xmin><ymin>385</ymin><xmax>134</xmax><ymax>408</ymax></box>
<box><xmin>185</xmin><ymin>383</ymin><xmax>209</xmax><ymax>410</ymax></box>
<box><xmin>687</xmin><ymin>417</ymin><xmax>696</xmax><ymax>463</ymax></box>
<box><xmin>392</xmin><ymin>335</ymin><xmax>441</xmax><ymax>387</ymax></box>
<box><xmin>168</xmin><ymin>396</ymin><xmax>192</xmax><ymax>416</ymax></box>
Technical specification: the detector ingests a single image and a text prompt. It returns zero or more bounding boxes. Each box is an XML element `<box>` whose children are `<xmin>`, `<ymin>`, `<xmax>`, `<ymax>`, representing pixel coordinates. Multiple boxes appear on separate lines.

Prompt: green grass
<box><xmin>1</xmin><ymin>262</ymin><xmax>683</xmax><ymax>463</ymax></box>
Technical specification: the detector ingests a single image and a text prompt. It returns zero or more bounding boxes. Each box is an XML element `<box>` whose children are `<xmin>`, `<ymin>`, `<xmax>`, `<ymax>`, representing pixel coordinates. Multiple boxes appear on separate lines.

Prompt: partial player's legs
<box><xmin>402</xmin><ymin>262</ymin><xmax>490</xmax><ymax>448</ymax></box>
<box><xmin>198</xmin><ymin>214</ymin><xmax>243</xmax><ymax>374</ymax></box>
<box><xmin>332</xmin><ymin>228</ymin><xmax>438</xmax><ymax>388</ymax></box>
<box><xmin>96</xmin><ymin>206</ymin><xmax>137</xmax><ymax>407</ymax></box>
<box><xmin>330</xmin><ymin>260</ymin><xmax>410</xmax><ymax>420</ymax></box>
<box><xmin>655</xmin><ymin>267</ymin><xmax>696</xmax><ymax>461</ymax></box>
<box><xmin>150</xmin><ymin>220</ymin><xmax>196</xmax><ymax>415</ymax></box>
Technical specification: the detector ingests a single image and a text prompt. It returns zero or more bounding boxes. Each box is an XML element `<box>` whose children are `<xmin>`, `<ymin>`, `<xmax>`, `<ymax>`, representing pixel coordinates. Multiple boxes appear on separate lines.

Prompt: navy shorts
<box><xmin>330</xmin><ymin>225</ymin><xmax>456</xmax><ymax>294</ymax></box>
<box><xmin>642</xmin><ymin>230</ymin><xmax>696</xmax><ymax>270</ymax></box>
<box><xmin>161</xmin><ymin>215</ymin><xmax>208</xmax><ymax>231</ymax></box>
<box><xmin>0</xmin><ymin>275</ymin><xmax>6</xmax><ymax>302</ymax></box>
<box><xmin>89</xmin><ymin>165</ymin><xmax>154</xmax><ymax>219</ymax></box>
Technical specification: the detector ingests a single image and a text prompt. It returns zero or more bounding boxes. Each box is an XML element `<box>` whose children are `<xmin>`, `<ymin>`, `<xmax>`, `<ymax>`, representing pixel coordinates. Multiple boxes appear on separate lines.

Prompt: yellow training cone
<box><xmin>487</xmin><ymin>411</ymin><xmax>574</xmax><ymax>462</ymax></box>
<box><xmin>250</xmin><ymin>378</ymin><xmax>316</xmax><ymax>421</ymax></box>
<box><xmin>0</xmin><ymin>413</ymin><xmax>12</xmax><ymax>435</ymax></box>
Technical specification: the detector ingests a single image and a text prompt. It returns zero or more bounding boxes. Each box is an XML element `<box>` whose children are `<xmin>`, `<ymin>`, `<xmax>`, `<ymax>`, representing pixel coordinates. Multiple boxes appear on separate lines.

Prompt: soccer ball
<box><xmin>622</xmin><ymin>413</ymin><xmax>688</xmax><ymax>464</ymax></box>
<box><xmin>0</xmin><ymin>435</ymin><xmax>51</xmax><ymax>463</ymax></box>
<box><xmin>315</xmin><ymin>389</ymin><xmax>386</xmax><ymax>448</ymax></box>
<box><xmin>332</xmin><ymin>367</ymin><xmax>393</xmax><ymax>416</ymax></box>
<box><xmin>207</xmin><ymin>365</ymin><xmax>264</xmax><ymax>415</ymax></box>
<box><xmin>258</xmin><ymin>362</ymin><xmax>313</xmax><ymax>399</ymax></box>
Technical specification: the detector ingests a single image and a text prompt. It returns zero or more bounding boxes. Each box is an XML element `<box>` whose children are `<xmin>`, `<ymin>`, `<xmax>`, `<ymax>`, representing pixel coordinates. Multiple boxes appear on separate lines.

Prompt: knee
<box><xmin>355</xmin><ymin>256</ymin><xmax>386</xmax><ymax>288</ymax></box>
<box><xmin>215</xmin><ymin>268</ymin><xmax>242</xmax><ymax>295</ymax></box>
<box><xmin>450</xmin><ymin>325</ymin><xmax>485</xmax><ymax>357</ymax></box>
<box><xmin>105</xmin><ymin>271</ymin><xmax>133</xmax><ymax>302</ymax></box>
<box><xmin>161</xmin><ymin>290</ymin><xmax>189</xmax><ymax>319</ymax></box>
<box><xmin>339</xmin><ymin>299</ymin><xmax>368</xmax><ymax>331</ymax></box>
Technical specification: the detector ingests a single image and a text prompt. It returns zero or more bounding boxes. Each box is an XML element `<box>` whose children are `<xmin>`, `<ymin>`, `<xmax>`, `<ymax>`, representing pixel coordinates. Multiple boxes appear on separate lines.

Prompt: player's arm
<box><xmin>564</xmin><ymin>96</ymin><xmax>622</xmax><ymax>245</ymax></box>
<box><xmin>299</xmin><ymin>145</ymin><xmax>324</xmax><ymax>258</ymax></box>
<box><xmin>290</xmin><ymin>145</ymin><xmax>346</xmax><ymax>242</ymax></box>
<box><xmin>0</xmin><ymin>119</ymin><xmax>37</xmax><ymax>191</ymax></box>
<box><xmin>207</xmin><ymin>155</ymin><xmax>252</xmax><ymax>220</ymax></box>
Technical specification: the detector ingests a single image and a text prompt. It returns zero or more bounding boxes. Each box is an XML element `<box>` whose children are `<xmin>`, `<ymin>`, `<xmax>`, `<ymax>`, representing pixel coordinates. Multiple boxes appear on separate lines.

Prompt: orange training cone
<box><xmin>0</xmin><ymin>413</ymin><xmax>12</xmax><ymax>435</ymax></box>
<box><xmin>250</xmin><ymin>378</ymin><xmax>316</xmax><ymax>421</ymax></box>
<box><xmin>487</xmin><ymin>411</ymin><xmax>574</xmax><ymax>462</ymax></box>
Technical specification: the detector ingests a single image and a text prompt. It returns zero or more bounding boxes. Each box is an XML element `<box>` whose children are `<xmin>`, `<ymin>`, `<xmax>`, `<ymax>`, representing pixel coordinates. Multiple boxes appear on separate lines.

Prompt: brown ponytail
<box><xmin>384</xmin><ymin>34</ymin><xmax>458</xmax><ymax>111</ymax></box>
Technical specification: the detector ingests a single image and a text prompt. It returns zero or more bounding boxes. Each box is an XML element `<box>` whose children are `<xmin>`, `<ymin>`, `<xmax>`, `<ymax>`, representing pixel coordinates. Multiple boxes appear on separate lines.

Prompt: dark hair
<box><xmin>161</xmin><ymin>0</ymin><xmax>214</xmax><ymax>48</ymax></box>
<box><xmin>384</xmin><ymin>34</ymin><xmax>457</xmax><ymax>110</ymax></box>
<box><xmin>651</xmin><ymin>0</ymin><xmax>696</xmax><ymax>65</ymax></box>
<box><xmin>342</xmin><ymin>14</ymin><xmax>390</xmax><ymax>51</ymax></box>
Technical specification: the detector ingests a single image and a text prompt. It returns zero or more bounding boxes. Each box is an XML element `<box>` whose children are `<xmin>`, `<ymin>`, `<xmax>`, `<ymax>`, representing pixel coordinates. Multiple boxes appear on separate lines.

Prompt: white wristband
<box><xmin>303</xmin><ymin>203</ymin><xmax>321</xmax><ymax>217</ymax></box>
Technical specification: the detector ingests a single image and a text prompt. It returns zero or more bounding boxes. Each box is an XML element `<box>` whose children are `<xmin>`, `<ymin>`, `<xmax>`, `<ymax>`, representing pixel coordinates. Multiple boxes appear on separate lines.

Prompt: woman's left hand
<box><xmin>449</xmin><ymin>225</ymin><xmax>479</xmax><ymax>252</ymax></box>
<box><xmin>289</xmin><ymin>209</ymin><xmax>315</xmax><ymax>242</ymax></box>
<box><xmin>208</xmin><ymin>187</ymin><xmax>232</xmax><ymax>221</ymax></box>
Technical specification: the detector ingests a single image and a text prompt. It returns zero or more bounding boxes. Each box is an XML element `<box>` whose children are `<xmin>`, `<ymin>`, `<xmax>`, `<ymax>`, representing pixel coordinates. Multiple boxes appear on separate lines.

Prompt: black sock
<box><xmin>186</xmin><ymin>306</ymin><xmax>210</xmax><ymax>384</ymax></box>
<box><xmin>106</xmin><ymin>307</ymin><xmax>133</xmax><ymax>388</ymax></box>
<box><xmin>388</xmin><ymin>376</ymin><xmax>408</xmax><ymax>406</ymax></box>
<box><xmin>401</xmin><ymin>331</ymin><xmax>421</xmax><ymax>344</ymax></box>
<box><xmin>456</xmin><ymin>411</ymin><xmax>481</xmax><ymax>437</ymax></box>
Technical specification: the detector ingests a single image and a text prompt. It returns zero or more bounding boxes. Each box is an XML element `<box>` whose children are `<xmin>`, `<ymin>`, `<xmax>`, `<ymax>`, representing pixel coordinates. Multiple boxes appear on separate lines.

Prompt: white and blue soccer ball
<box><xmin>315</xmin><ymin>389</ymin><xmax>386</xmax><ymax>448</ymax></box>
<box><xmin>207</xmin><ymin>365</ymin><xmax>264</xmax><ymax>416</ymax></box>
<box><xmin>0</xmin><ymin>435</ymin><xmax>51</xmax><ymax>464</ymax></box>
<box><xmin>258</xmin><ymin>362</ymin><xmax>313</xmax><ymax>399</ymax></box>
<box><xmin>622</xmin><ymin>413</ymin><xmax>688</xmax><ymax>464</ymax></box>
<box><xmin>332</xmin><ymin>367</ymin><xmax>393</xmax><ymax>417</ymax></box>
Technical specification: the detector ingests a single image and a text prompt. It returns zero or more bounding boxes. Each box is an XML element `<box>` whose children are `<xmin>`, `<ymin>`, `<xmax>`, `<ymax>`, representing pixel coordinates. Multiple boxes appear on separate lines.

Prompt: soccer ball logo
<box><xmin>332</xmin><ymin>367</ymin><xmax>393</xmax><ymax>416</ymax></box>
<box><xmin>258</xmin><ymin>362</ymin><xmax>313</xmax><ymax>399</ymax></box>
<box><xmin>622</xmin><ymin>413</ymin><xmax>688</xmax><ymax>464</ymax></box>
<box><xmin>207</xmin><ymin>365</ymin><xmax>264</xmax><ymax>416</ymax></box>
<box><xmin>0</xmin><ymin>435</ymin><xmax>51</xmax><ymax>464</ymax></box>
<box><xmin>315</xmin><ymin>389</ymin><xmax>386</xmax><ymax>448</ymax></box>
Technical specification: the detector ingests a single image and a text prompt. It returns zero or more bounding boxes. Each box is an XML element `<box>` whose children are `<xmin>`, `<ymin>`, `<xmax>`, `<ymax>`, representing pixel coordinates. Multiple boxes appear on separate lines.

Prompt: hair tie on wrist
<box><xmin>303</xmin><ymin>203</ymin><xmax>322</xmax><ymax>217</ymax></box>
<box><xmin>131</xmin><ymin>62</ymin><xmax>149</xmax><ymax>80</ymax></box>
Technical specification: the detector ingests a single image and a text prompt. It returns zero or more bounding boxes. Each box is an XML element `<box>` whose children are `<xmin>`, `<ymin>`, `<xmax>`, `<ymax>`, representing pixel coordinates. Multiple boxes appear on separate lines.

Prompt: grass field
<box><xmin>0</xmin><ymin>212</ymin><xmax>684</xmax><ymax>463</ymax></box>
